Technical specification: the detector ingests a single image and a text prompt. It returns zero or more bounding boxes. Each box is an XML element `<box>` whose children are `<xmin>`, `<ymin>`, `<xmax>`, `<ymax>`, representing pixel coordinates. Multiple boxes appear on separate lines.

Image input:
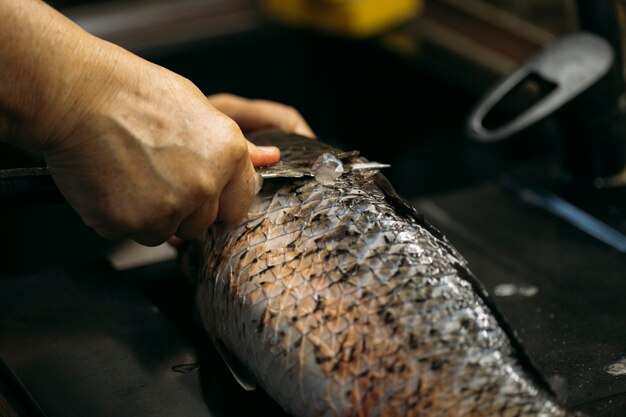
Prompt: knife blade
<box><xmin>0</xmin><ymin>160</ymin><xmax>390</xmax><ymax>207</ymax></box>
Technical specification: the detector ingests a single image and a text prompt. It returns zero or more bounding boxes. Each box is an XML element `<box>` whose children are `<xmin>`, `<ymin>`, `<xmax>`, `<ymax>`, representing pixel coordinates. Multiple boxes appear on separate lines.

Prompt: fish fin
<box><xmin>374</xmin><ymin>170</ymin><xmax>559</xmax><ymax>400</ymax></box>
<box><xmin>213</xmin><ymin>339</ymin><xmax>258</xmax><ymax>391</ymax></box>
<box><xmin>372</xmin><ymin>173</ymin><xmax>448</xmax><ymax>243</ymax></box>
<box><xmin>372</xmin><ymin>172</ymin><xmax>472</xmax><ymax>269</ymax></box>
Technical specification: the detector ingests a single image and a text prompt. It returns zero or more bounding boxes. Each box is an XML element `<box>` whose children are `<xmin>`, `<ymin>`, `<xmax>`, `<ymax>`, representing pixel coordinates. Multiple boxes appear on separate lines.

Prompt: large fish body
<box><xmin>194</xmin><ymin>131</ymin><xmax>577</xmax><ymax>416</ymax></box>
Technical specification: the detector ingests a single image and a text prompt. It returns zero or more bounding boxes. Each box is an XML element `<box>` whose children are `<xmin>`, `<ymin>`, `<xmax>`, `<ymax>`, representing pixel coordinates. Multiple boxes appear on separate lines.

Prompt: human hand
<box><xmin>207</xmin><ymin>93</ymin><xmax>314</xmax><ymax>138</ymax></box>
<box><xmin>163</xmin><ymin>95</ymin><xmax>315</xmax><ymax>249</ymax></box>
<box><xmin>208</xmin><ymin>93</ymin><xmax>315</xmax><ymax>167</ymax></box>
<box><xmin>0</xmin><ymin>0</ymin><xmax>315</xmax><ymax>247</ymax></box>
<box><xmin>39</xmin><ymin>40</ymin><xmax>265</xmax><ymax>246</ymax></box>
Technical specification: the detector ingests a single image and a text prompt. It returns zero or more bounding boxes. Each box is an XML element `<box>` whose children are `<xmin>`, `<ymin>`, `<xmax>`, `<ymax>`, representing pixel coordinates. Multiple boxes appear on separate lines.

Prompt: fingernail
<box><xmin>256</xmin><ymin>145</ymin><xmax>279</xmax><ymax>154</ymax></box>
<box><xmin>254</xmin><ymin>172</ymin><xmax>264</xmax><ymax>194</ymax></box>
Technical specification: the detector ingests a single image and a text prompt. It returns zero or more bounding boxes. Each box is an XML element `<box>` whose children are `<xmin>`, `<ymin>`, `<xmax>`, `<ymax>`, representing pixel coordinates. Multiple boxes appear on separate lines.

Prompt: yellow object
<box><xmin>260</xmin><ymin>0</ymin><xmax>423</xmax><ymax>38</ymax></box>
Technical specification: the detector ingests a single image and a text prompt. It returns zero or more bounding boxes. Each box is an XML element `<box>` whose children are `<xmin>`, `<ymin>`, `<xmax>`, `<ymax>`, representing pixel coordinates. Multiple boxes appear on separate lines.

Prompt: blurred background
<box><xmin>1</xmin><ymin>1</ymin><xmax>626</xmax><ymax>416</ymax></box>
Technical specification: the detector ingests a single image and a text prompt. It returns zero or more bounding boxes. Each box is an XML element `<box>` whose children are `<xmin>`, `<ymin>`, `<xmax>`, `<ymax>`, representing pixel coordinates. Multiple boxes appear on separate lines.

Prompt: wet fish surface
<box><xmin>192</xmin><ymin>131</ymin><xmax>583</xmax><ymax>417</ymax></box>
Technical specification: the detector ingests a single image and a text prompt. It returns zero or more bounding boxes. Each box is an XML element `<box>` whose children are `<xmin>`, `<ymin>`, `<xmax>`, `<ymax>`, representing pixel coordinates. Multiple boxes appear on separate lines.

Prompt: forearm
<box><xmin>0</xmin><ymin>0</ymin><xmax>115</xmax><ymax>151</ymax></box>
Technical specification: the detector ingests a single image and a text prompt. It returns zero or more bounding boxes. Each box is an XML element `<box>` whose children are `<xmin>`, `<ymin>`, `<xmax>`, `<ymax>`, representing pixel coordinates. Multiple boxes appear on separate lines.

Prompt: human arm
<box><xmin>0</xmin><ymin>0</ymin><xmax>310</xmax><ymax>246</ymax></box>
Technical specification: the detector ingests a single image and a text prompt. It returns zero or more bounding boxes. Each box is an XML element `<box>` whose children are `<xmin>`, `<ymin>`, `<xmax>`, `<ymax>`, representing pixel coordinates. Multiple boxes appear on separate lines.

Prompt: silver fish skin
<box><xmin>194</xmin><ymin>131</ymin><xmax>581</xmax><ymax>417</ymax></box>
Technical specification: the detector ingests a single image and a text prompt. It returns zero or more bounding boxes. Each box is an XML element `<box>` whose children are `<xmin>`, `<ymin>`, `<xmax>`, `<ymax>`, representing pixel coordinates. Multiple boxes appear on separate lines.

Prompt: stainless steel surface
<box><xmin>467</xmin><ymin>32</ymin><xmax>613</xmax><ymax>142</ymax></box>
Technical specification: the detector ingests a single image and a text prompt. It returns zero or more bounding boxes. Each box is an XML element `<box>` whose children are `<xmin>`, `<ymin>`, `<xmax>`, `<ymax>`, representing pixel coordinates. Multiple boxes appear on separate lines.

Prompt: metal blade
<box><xmin>0</xmin><ymin>161</ymin><xmax>390</xmax><ymax>207</ymax></box>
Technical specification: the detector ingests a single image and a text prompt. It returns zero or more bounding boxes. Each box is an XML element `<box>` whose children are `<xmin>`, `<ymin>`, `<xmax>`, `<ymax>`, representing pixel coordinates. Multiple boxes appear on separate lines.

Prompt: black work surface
<box><xmin>412</xmin><ymin>162</ymin><xmax>626</xmax><ymax>417</ymax></box>
<box><xmin>0</xmin><ymin>261</ymin><xmax>289</xmax><ymax>417</ymax></box>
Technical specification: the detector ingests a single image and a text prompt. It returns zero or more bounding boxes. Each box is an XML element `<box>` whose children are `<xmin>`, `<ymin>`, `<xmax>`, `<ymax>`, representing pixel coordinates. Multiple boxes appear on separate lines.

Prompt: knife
<box><xmin>0</xmin><ymin>159</ymin><xmax>389</xmax><ymax>207</ymax></box>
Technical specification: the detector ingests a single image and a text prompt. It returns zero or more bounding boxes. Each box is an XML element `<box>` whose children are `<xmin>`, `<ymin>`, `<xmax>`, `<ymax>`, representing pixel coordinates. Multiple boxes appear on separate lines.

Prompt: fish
<box><xmin>190</xmin><ymin>130</ymin><xmax>583</xmax><ymax>417</ymax></box>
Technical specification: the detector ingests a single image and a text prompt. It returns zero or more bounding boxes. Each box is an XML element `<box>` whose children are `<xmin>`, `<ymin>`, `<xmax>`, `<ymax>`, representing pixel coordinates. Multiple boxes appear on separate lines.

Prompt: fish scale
<box><xmin>193</xmin><ymin>132</ymin><xmax>583</xmax><ymax>416</ymax></box>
